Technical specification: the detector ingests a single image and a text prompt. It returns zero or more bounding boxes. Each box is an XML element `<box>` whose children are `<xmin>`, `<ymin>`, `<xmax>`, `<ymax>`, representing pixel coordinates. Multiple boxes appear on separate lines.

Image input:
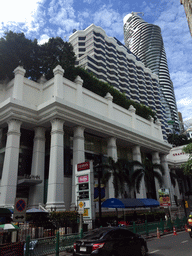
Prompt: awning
<box><xmin>17</xmin><ymin>179</ymin><xmax>42</xmax><ymax>186</ymax></box>
<box><xmin>101</xmin><ymin>198</ymin><xmax>125</xmax><ymax>208</ymax></box>
<box><xmin>101</xmin><ymin>198</ymin><xmax>160</xmax><ymax>208</ymax></box>
<box><xmin>26</xmin><ymin>208</ymin><xmax>49</xmax><ymax>213</ymax></box>
<box><xmin>138</xmin><ymin>198</ymin><xmax>160</xmax><ymax>207</ymax></box>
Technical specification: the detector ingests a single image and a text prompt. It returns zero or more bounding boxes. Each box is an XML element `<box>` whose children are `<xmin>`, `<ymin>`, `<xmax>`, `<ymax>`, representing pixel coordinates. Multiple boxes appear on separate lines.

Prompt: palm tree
<box><xmin>101</xmin><ymin>157</ymin><xmax>141</xmax><ymax>198</ymax></box>
<box><xmin>131</xmin><ymin>157</ymin><xmax>165</xmax><ymax>198</ymax></box>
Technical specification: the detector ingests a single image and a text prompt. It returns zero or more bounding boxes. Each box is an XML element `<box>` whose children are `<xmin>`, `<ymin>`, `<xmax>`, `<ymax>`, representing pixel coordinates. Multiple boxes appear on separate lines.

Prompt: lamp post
<box><xmin>94</xmin><ymin>163</ymin><xmax>103</xmax><ymax>227</ymax></box>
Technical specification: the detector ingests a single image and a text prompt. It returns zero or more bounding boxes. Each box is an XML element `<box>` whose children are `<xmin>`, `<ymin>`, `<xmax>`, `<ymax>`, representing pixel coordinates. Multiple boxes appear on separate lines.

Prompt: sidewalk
<box><xmin>47</xmin><ymin>251</ymin><xmax>73</xmax><ymax>256</ymax></box>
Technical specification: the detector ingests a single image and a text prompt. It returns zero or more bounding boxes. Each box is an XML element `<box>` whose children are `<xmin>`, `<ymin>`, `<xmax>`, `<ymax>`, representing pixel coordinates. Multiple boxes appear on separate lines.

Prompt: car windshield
<box><xmin>83</xmin><ymin>228</ymin><xmax>109</xmax><ymax>240</ymax></box>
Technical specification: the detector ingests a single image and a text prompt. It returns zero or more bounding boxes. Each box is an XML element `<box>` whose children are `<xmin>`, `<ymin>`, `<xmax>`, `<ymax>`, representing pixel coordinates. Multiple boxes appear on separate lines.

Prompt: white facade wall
<box><xmin>0</xmin><ymin>65</ymin><xmax>172</xmax><ymax>211</ymax></box>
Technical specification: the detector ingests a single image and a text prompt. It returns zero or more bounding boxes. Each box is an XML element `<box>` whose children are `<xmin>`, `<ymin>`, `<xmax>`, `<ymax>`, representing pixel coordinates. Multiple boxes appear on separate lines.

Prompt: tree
<box><xmin>40</xmin><ymin>37</ymin><xmax>76</xmax><ymax>80</ymax></box>
<box><xmin>131</xmin><ymin>157</ymin><xmax>165</xmax><ymax>198</ymax></box>
<box><xmin>182</xmin><ymin>143</ymin><xmax>192</xmax><ymax>176</ymax></box>
<box><xmin>0</xmin><ymin>31</ymin><xmax>76</xmax><ymax>81</ymax></box>
<box><xmin>101</xmin><ymin>157</ymin><xmax>140</xmax><ymax>198</ymax></box>
<box><xmin>167</xmin><ymin>133</ymin><xmax>192</xmax><ymax>147</ymax></box>
<box><xmin>0</xmin><ymin>31</ymin><xmax>34</xmax><ymax>80</ymax></box>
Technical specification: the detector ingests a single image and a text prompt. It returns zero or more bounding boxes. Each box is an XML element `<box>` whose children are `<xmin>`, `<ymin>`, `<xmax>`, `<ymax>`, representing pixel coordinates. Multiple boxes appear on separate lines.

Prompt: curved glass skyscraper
<box><xmin>123</xmin><ymin>13</ymin><xmax>180</xmax><ymax>134</ymax></box>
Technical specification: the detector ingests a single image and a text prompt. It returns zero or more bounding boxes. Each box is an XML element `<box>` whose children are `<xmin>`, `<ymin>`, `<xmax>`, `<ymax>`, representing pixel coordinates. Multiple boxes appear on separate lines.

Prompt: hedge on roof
<box><xmin>65</xmin><ymin>67</ymin><xmax>156</xmax><ymax>121</ymax></box>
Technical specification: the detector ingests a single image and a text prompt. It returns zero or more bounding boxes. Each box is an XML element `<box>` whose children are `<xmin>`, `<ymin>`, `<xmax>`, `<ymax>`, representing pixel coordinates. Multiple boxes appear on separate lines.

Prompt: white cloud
<box><xmin>178</xmin><ymin>98</ymin><xmax>192</xmax><ymax>106</ymax></box>
<box><xmin>0</xmin><ymin>0</ymin><xmax>43</xmax><ymax>24</ymax></box>
<box><xmin>38</xmin><ymin>34</ymin><xmax>50</xmax><ymax>44</ymax></box>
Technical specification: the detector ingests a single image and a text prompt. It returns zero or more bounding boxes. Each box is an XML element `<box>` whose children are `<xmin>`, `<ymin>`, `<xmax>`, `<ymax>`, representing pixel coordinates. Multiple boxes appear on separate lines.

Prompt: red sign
<box><xmin>77</xmin><ymin>162</ymin><xmax>90</xmax><ymax>171</ymax></box>
<box><xmin>78</xmin><ymin>175</ymin><xmax>89</xmax><ymax>183</ymax></box>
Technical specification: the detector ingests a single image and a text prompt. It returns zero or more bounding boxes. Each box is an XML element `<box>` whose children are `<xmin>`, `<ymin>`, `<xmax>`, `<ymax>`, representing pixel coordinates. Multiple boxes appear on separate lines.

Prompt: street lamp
<box><xmin>94</xmin><ymin>163</ymin><xmax>103</xmax><ymax>227</ymax></box>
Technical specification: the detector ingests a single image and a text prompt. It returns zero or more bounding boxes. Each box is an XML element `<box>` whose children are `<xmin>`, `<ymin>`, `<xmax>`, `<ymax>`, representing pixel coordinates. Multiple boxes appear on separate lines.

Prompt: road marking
<box><xmin>181</xmin><ymin>240</ymin><xmax>188</xmax><ymax>243</ymax></box>
<box><xmin>149</xmin><ymin>250</ymin><xmax>160</xmax><ymax>254</ymax></box>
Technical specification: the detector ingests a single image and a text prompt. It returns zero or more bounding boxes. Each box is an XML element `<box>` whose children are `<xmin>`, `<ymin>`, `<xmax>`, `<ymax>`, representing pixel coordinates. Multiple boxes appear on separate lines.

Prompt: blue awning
<box><xmin>101</xmin><ymin>198</ymin><xmax>125</xmax><ymax>208</ymax></box>
<box><xmin>138</xmin><ymin>198</ymin><xmax>160</xmax><ymax>207</ymax></box>
<box><xmin>101</xmin><ymin>198</ymin><xmax>160</xmax><ymax>208</ymax></box>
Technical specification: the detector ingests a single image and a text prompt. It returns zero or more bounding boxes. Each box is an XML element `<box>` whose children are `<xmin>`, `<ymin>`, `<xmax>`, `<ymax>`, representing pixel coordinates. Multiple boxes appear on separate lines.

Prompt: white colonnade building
<box><xmin>0</xmin><ymin>65</ymin><xmax>173</xmax><ymax>212</ymax></box>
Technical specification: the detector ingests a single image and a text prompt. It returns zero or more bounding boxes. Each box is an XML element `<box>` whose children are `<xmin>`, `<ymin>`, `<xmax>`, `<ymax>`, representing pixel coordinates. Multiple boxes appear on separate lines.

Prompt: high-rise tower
<box><xmin>123</xmin><ymin>13</ymin><xmax>180</xmax><ymax>134</ymax></box>
<box><xmin>180</xmin><ymin>0</ymin><xmax>192</xmax><ymax>36</ymax></box>
<box><xmin>69</xmin><ymin>24</ymin><xmax>168</xmax><ymax>139</ymax></box>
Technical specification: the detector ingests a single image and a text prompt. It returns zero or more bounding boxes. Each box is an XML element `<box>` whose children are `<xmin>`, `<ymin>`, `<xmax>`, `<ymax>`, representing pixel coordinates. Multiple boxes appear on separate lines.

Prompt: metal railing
<box><xmin>24</xmin><ymin>216</ymin><xmax>187</xmax><ymax>255</ymax></box>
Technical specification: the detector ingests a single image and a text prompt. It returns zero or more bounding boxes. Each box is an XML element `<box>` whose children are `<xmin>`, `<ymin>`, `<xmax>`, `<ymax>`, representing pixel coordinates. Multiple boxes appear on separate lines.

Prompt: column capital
<box><xmin>7</xmin><ymin>119</ymin><xmax>22</xmax><ymax>134</ymax></box>
<box><xmin>34</xmin><ymin>127</ymin><xmax>46</xmax><ymax>141</ymax></box>
<box><xmin>73</xmin><ymin>126</ymin><xmax>85</xmax><ymax>137</ymax></box>
<box><xmin>152</xmin><ymin>151</ymin><xmax>160</xmax><ymax>163</ymax></box>
<box><xmin>107</xmin><ymin>137</ymin><xmax>117</xmax><ymax>147</ymax></box>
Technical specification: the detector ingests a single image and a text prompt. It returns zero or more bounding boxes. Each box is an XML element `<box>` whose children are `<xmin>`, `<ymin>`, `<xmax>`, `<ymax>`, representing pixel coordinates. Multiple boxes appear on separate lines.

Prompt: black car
<box><xmin>73</xmin><ymin>227</ymin><xmax>148</xmax><ymax>256</ymax></box>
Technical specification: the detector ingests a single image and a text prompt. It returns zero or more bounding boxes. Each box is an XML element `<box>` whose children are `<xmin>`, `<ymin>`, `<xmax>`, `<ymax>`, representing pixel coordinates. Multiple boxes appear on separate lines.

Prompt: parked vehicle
<box><xmin>24</xmin><ymin>240</ymin><xmax>38</xmax><ymax>253</ymax></box>
<box><xmin>73</xmin><ymin>227</ymin><xmax>148</xmax><ymax>256</ymax></box>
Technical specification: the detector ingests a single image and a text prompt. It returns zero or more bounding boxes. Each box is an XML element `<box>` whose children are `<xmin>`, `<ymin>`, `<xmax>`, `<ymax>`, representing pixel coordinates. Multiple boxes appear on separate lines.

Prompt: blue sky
<box><xmin>0</xmin><ymin>0</ymin><xmax>191</xmax><ymax>124</ymax></box>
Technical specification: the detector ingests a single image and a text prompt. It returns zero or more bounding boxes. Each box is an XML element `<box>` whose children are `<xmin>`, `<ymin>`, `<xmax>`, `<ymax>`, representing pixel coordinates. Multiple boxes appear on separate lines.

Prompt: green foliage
<box><xmin>0</xmin><ymin>31</ymin><xmax>34</xmax><ymax>80</ymax></box>
<box><xmin>0</xmin><ymin>31</ymin><xmax>76</xmax><ymax>81</ymax></box>
<box><xmin>131</xmin><ymin>157</ymin><xmax>164</xmax><ymax>198</ymax></box>
<box><xmin>65</xmin><ymin>67</ymin><xmax>156</xmax><ymax>121</ymax></box>
<box><xmin>167</xmin><ymin>133</ymin><xmax>192</xmax><ymax>147</ymax></box>
<box><xmin>182</xmin><ymin>143</ymin><xmax>192</xmax><ymax>176</ymax></box>
<box><xmin>101</xmin><ymin>157</ymin><xmax>141</xmax><ymax>198</ymax></box>
<box><xmin>50</xmin><ymin>211</ymin><xmax>79</xmax><ymax>225</ymax></box>
<box><xmin>183</xmin><ymin>143</ymin><xmax>192</xmax><ymax>154</ymax></box>
<box><xmin>0</xmin><ymin>31</ymin><xmax>155</xmax><ymax>121</ymax></box>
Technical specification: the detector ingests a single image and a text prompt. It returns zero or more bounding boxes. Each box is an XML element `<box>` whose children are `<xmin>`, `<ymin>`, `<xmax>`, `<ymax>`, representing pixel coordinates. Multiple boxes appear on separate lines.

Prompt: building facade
<box><xmin>0</xmin><ymin>66</ymin><xmax>172</xmax><ymax>215</ymax></box>
<box><xmin>167</xmin><ymin>145</ymin><xmax>192</xmax><ymax>213</ymax></box>
<box><xmin>69</xmin><ymin>24</ymin><xmax>168</xmax><ymax>140</ymax></box>
<box><xmin>123</xmin><ymin>13</ymin><xmax>180</xmax><ymax>135</ymax></box>
<box><xmin>180</xmin><ymin>0</ymin><xmax>192</xmax><ymax>36</ymax></box>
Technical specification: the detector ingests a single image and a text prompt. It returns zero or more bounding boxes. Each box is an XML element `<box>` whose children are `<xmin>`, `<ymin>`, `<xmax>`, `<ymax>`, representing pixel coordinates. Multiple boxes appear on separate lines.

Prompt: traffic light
<box><xmin>185</xmin><ymin>201</ymin><xmax>189</xmax><ymax>208</ymax></box>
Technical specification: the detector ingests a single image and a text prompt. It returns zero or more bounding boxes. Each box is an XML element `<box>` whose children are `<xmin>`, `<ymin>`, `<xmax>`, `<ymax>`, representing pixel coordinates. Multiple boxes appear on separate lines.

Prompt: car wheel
<box><xmin>140</xmin><ymin>245</ymin><xmax>147</xmax><ymax>256</ymax></box>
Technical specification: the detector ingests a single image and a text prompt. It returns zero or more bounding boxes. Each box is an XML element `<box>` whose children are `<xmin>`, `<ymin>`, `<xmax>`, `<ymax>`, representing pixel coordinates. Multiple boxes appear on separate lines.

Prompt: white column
<box><xmin>133</xmin><ymin>145</ymin><xmax>146</xmax><ymax>198</ymax></box>
<box><xmin>107</xmin><ymin>137</ymin><xmax>117</xmax><ymax>198</ymax></box>
<box><xmin>152</xmin><ymin>152</ymin><xmax>161</xmax><ymax>199</ymax></box>
<box><xmin>0</xmin><ymin>120</ymin><xmax>22</xmax><ymax>208</ymax></box>
<box><xmin>70</xmin><ymin>126</ymin><xmax>85</xmax><ymax>210</ymax></box>
<box><xmin>160</xmin><ymin>155</ymin><xmax>176</xmax><ymax>205</ymax></box>
<box><xmin>28</xmin><ymin>127</ymin><xmax>46</xmax><ymax>208</ymax></box>
<box><xmin>46</xmin><ymin>119</ymin><xmax>65</xmax><ymax>211</ymax></box>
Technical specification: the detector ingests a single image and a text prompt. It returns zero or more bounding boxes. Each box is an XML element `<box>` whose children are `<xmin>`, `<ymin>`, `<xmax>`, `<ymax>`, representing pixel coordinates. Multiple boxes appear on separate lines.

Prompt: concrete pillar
<box><xmin>28</xmin><ymin>127</ymin><xmax>46</xmax><ymax>208</ymax></box>
<box><xmin>46</xmin><ymin>119</ymin><xmax>65</xmax><ymax>211</ymax></box>
<box><xmin>13</xmin><ymin>66</ymin><xmax>26</xmax><ymax>100</ymax></box>
<box><xmin>152</xmin><ymin>152</ymin><xmax>161</xmax><ymax>199</ymax></box>
<box><xmin>0</xmin><ymin>120</ymin><xmax>22</xmax><ymax>208</ymax></box>
<box><xmin>160</xmin><ymin>154</ymin><xmax>176</xmax><ymax>205</ymax></box>
<box><xmin>133</xmin><ymin>145</ymin><xmax>146</xmax><ymax>198</ymax></box>
<box><xmin>70</xmin><ymin>126</ymin><xmax>85</xmax><ymax>210</ymax></box>
<box><xmin>107</xmin><ymin>137</ymin><xmax>117</xmax><ymax>198</ymax></box>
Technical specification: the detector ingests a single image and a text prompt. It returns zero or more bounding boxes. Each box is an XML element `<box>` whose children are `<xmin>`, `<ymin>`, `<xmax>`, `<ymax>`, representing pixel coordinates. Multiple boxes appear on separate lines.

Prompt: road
<box><xmin>147</xmin><ymin>231</ymin><xmax>192</xmax><ymax>255</ymax></box>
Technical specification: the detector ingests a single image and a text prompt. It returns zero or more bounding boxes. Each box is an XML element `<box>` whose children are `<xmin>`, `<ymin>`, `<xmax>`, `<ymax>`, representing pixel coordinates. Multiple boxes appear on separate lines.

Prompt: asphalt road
<box><xmin>147</xmin><ymin>231</ymin><xmax>192</xmax><ymax>255</ymax></box>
